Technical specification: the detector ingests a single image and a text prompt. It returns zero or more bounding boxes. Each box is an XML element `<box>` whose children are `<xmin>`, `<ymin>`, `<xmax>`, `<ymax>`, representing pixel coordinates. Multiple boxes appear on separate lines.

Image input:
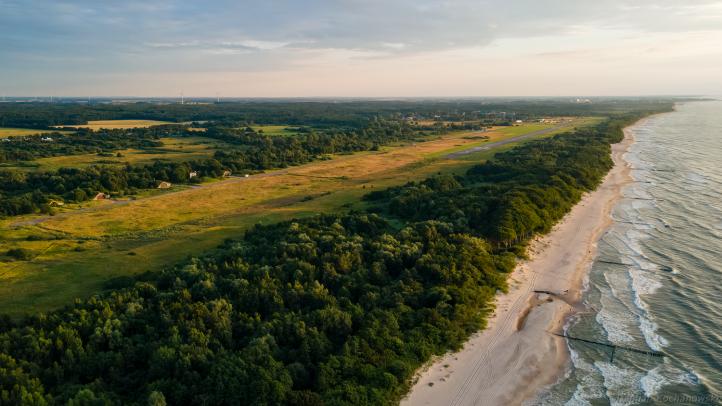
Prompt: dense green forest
<box><xmin>0</xmin><ymin>108</ymin><xmax>669</xmax><ymax>405</ymax></box>
<box><xmin>0</xmin><ymin>99</ymin><xmax>675</xmax><ymax>129</ymax></box>
<box><xmin>0</xmin><ymin>98</ymin><xmax>676</xmax><ymax>218</ymax></box>
<box><xmin>364</xmin><ymin>117</ymin><xmax>633</xmax><ymax>246</ymax></box>
<box><xmin>0</xmin><ymin>130</ymin><xmax>166</xmax><ymax>163</ymax></box>
<box><xmin>0</xmin><ymin>119</ymin><xmax>419</xmax><ymax>217</ymax></box>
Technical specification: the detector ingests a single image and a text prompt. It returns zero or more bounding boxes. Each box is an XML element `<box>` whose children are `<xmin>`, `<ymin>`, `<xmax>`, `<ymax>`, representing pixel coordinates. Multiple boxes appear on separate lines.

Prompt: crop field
<box><xmin>5</xmin><ymin>136</ymin><xmax>231</xmax><ymax>172</ymax></box>
<box><xmin>0</xmin><ymin>119</ymin><xmax>594</xmax><ymax>316</ymax></box>
<box><xmin>0</xmin><ymin>127</ymin><xmax>72</xmax><ymax>137</ymax></box>
<box><xmin>54</xmin><ymin>119</ymin><xmax>175</xmax><ymax>130</ymax></box>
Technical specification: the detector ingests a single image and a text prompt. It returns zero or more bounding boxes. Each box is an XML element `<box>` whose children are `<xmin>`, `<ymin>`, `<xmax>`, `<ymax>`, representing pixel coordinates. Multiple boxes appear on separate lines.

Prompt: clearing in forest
<box><xmin>0</xmin><ymin>127</ymin><xmax>72</xmax><ymax>137</ymax></box>
<box><xmin>54</xmin><ymin>119</ymin><xmax>175</xmax><ymax>130</ymax></box>
<box><xmin>0</xmin><ymin>119</ymin><xmax>597</xmax><ymax>316</ymax></box>
<box><xmin>11</xmin><ymin>136</ymin><xmax>232</xmax><ymax>172</ymax></box>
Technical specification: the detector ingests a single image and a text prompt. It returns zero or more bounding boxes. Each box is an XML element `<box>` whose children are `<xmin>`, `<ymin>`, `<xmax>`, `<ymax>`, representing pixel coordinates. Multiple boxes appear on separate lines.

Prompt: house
<box><xmin>222</xmin><ymin>170</ymin><xmax>232</xmax><ymax>177</ymax></box>
<box><xmin>244</xmin><ymin>174</ymin><xmax>250</xmax><ymax>178</ymax></box>
<box><xmin>157</xmin><ymin>181</ymin><xmax>172</xmax><ymax>189</ymax></box>
<box><xmin>93</xmin><ymin>192</ymin><xmax>110</xmax><ymax>200</ymax></box>
<box><xmin>48</xmin><ymin>199</ymin><xmax>65</xmax><ymax>207</ymax></box>
<box><xmin>41</xmin><ymin>137</ymin><xmax>54</xmax><ymax>142</ymax></box>
<box><xmin>189</xmin><ymin>171</ymin><xmax>198</xmax><ymax>179</ymax></box>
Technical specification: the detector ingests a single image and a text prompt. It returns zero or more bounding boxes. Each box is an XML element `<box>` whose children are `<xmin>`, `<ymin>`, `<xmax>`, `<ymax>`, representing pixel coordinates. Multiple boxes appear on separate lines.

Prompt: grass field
<box><xmin>0</xmin><ymin>127</ymin><xmax>72</xmax><ymax>138</ymax></box>
<box><xmin>54</xmin><ymin>119</ymin><xmax>175</xmax><ymax>130</ymax></box>
<box><xmin>250</xmin><ymin>124</ymin><xmax>303</xmax><ymax>136</ymax></box>
<box><xmin>5</xmin><ymin>136</ymin><xmax>231</xmax><ymax>172</ymax></box>
<box><xmin>0</xmin><ymin>118</ymin><xmax>597</xmax><ymax>316</ymax></box>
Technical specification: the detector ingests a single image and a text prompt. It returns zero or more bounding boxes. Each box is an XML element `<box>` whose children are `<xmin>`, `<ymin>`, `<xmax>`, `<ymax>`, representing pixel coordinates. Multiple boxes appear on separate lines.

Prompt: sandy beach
<box><xmin>402</xmin><ymin>122</ymin><xmax>638</xmax><ymax>406</ymax></box>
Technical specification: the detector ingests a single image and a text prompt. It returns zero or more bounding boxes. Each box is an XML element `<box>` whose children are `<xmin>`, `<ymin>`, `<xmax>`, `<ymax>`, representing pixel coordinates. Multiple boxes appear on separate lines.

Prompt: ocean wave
<box><xmin>544</xmin><ymin>102</ymin><xmax>722</xmax><ymax>403</ymax></box>
<box><xmin>595</xmin><ymin>361</ymin><xmax>644</xmax><ymax>406</ymax></box>
<box><xmin>597</xmin><ymin>271</ymin><xmax>638</xmax><ymax>343</ymax></box>
<box><xmin>563</xmin><ymin>348</ymin><xmax>606</xmax><ymax>406</ymax></box>
<box><xmin>640</xmin><ymin>362</ymin><xmax>700</xmax><ymax>398</ymax></box>
<box><xmin>629</xmin><ymin>268</ymin><xmax>662</xmax><ymax>297</ymax></box>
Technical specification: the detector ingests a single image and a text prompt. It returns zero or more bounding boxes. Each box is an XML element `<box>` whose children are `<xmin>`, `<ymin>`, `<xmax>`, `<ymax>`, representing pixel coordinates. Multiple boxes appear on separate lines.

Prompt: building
<box><xmin>189</xmin><ymin>171</ymin><xmax>198</xmax><ymax>179</ymax></box>
<box><xmin>222</xmin><ymin>170</ymin><xmax>232</xmax><ymax>177</ymax></box>
<box><xmin>93</xmin><ymin>192</ymin><xmax>110</xmax><ymax>200</ymax></box>
<box><xmin>157</xmin><ymin>181</ymin><xmax>172</xmax><ymax>189</ymax></box>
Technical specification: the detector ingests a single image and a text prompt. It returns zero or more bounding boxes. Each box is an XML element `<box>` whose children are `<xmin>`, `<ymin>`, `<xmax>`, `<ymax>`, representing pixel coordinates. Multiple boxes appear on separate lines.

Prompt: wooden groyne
<box><xmin>551</xmin><ymin>332</ymin><xmax>664</xmax><ymax>362</ymax></box>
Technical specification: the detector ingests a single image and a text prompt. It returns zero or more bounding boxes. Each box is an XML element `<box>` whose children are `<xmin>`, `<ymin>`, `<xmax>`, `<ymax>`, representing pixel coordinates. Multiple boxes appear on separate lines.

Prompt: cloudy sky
<box><xmin>2</xmin><ymin>0</ymin><xmax>721</xmax><ymax>97</ymax></box>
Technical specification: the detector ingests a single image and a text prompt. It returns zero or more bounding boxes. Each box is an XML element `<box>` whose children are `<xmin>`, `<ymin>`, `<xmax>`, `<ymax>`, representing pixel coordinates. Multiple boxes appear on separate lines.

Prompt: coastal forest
<box><xmin>0</xmin><ymin>100</ymin><xmax>671</xmax><ymax>405</ymax></box>
<box><xmin>0</xmin><ymin>119</ymin><xmax>418</xmax><ymax>216</ymax></box>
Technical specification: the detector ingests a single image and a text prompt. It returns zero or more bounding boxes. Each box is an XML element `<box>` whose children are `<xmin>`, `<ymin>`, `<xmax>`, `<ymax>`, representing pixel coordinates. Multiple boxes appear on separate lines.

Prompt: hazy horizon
<box><xmin>2</xmin><ymin>0</ymin><xmax>722</xmax><ymax>97</ymax></box>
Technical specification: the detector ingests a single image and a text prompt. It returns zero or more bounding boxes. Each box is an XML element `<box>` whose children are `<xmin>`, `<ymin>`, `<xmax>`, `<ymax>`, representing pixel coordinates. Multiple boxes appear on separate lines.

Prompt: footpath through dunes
<box><xmin>0</xmin><ymin>120</ymin><xmax>589</xmax><ymax>316</ymax></box>
<box><xmin>401</xmin><ymin>122</ymin><xmax>635</xmax><ymax>406</ymax></box>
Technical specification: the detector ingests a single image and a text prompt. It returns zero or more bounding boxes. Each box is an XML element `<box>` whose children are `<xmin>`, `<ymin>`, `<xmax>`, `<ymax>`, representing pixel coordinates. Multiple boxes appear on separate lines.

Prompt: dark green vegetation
<box><xmin>0</xmin><ymin>103</ymin><xmax>672</xmax><ymax>404</ymax></box>
<box><xmin>0</xmin><ymin>128</ymin><xmax>174</xmax><ymax>163</ymax></box>
<box><xmin>0</xmin><ymin>120</ymin><xmax>418</xmax><ymax>216</ymax></box>
<box><xmin>0</xmin><ymin>99</ymin><xmax>674</xmax><ymax>218</ymax></box>
<box><xmin>0</xmin><ymin>98</ymin><xmax>674</xmax><ymax>129</ymax></box>
<box><xmin>364</xmin><ymin>117</ymin><xmax>633</xmax><ymax>247</ymax></box>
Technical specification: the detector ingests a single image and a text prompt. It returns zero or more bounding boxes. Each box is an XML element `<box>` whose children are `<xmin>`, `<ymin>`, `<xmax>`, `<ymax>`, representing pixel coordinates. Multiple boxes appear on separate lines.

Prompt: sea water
<box><xmin>533</xmin><ymin>101</ymin><xmax>722</xmax><ymax>406</ymax></box>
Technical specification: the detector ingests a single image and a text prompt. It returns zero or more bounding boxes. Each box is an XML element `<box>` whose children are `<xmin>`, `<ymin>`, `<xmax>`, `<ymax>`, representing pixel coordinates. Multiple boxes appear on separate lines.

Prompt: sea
<box><xmin>534</xmin><ymin>101</ymin><xmax>722</xmax><ymax>406</ymax></box>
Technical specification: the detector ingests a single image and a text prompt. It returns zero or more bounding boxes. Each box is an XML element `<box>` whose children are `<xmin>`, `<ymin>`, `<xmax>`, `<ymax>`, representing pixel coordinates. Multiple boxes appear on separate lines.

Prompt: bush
<box><xmin>6</xmin><ymin>248</ymin><xmax>33</xmax><ymax>261</ymax></box>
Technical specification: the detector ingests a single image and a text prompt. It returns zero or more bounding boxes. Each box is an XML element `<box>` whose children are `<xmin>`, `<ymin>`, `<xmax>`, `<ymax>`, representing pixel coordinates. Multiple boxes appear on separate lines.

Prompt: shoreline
<box><xmin>401</xmin><ymin>119</ymin><xmax>642</xmax><ymax>406</ymax></box>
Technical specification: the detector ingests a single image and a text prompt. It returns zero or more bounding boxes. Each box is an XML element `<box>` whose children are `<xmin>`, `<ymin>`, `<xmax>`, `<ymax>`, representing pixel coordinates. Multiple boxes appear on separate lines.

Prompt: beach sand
<box><xmin>401</xmin><ymin>124</ymin><xmax>637</xmax><ymax>406</ymax></box>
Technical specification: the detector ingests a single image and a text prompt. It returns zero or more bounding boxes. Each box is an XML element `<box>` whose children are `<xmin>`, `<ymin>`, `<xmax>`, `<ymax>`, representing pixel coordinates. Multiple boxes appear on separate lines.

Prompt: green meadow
<box><xmin>0</xmin><ymin>119</ymin><xmax>595</xmax><ymax>316</ymax></box>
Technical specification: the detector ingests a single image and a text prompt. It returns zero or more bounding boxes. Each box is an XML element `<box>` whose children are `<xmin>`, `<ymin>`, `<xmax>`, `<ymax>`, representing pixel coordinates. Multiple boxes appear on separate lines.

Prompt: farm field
<box><xmin>0</xmin><ymin>118</ymin><xmax>595</xmax><ymax>316</ymax></box>
<box><xmin>0</xmin><ymin>127</ymin><xmax>72</xmax><ymax>137</ymax></box>
<box><xmin>8</xmin><ymin>136</ymin><xmax>232</xmax><ymax>171</ymax></box>
<box><xmin>54</xmin><ymin>119</ymin><xmax>175</xmax><ymax>130</ymax></box>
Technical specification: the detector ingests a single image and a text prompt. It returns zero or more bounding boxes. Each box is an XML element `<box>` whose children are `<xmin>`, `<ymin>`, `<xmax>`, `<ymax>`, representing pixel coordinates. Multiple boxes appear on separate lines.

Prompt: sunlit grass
<box><xmin>0</xmin><ymin>127</ymin><xmax>72</xmax><ymax>138</ymax></box>
<box><xmin>0</xmin><ymin>117</ymin><xmax>600</xmax><ymax>316</ymax></box>
<box><xmin>54</xmin><ymin>119</ymin><xmax>175</xmax><ymax>130</ymax></box>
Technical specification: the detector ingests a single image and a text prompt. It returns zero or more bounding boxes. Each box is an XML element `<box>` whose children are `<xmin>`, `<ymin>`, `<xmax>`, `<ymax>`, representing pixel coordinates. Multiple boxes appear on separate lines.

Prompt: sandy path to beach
<box><xmin>402</xmin><ymin>125</ymin><xmax>636</xmax><ymax>406</ymax></box>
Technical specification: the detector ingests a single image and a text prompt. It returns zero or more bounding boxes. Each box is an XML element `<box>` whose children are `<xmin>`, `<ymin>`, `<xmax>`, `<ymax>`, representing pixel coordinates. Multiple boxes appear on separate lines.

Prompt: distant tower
<box><xmin>216</xmin><ymin>92</ymin><xmax>220</xmax><ymax>103</ymax></box>
<box><xmin>181</xmin><ymin>91</ymin><xmax>184</xmax><ymax>105</ymax></box>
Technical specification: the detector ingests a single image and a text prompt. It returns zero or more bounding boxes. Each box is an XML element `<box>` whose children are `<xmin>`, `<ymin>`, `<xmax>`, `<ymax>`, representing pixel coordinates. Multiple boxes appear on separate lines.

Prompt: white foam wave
<box><xmin>563</xmin><ymin>348</ymin><xmax>605</xmax><ymax>406</ymax></box>
<box><xmin>628</xmin><ymin>267</ymin><xmax>668</xmax><ymax>350</ymax></box>
<box><xmin>640</xmin><ymin>365</ymin><xmax>671</xmax><ymax>398</ymax></box>
<box><xmin>640</xmin><ymin>363</ymin><xmax>701</xmax><ymax>398</ymax></box>
<box><xmin>685</xmin><ymin>172</ymin><xmax>708</xmax><ymax>185</ymax></box>
<box><xmin>595</xmin><ymin>361</ymin><xmax>644</xmax><ymax>406</ymax></box>
<box><xmin>629</xmin><ymin>268</ymin><xmax>662</xmax><ymax>297</ymax></box>
<box><xmin>597</xmin><ymin>272</ymin><xmax>637</xmax><ymax>343</ymax></box>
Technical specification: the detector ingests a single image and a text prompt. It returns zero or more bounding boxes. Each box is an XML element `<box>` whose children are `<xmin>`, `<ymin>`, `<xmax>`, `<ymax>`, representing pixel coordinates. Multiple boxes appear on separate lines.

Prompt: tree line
<box><xmin>0</xmin><ymin>99</ymin><xmax>678</xmax><ymax>129</ymax></box>
<box><xmin>0</xmin><ymin>130</ymin><xmax>167</xmax><ymax>163</ymax></box>
<box><xmin>0</xmin><ymin>108</ymin><xmax>671</xmax><ymax>405</ymax></box>
<box><xmin>0</xmin><ymin>120</ymin><xmax>420</xmax><ymax>217</ymax></box>
<box><xmin>364</xmin><ymin>117</ymin><xmax>633</xmax><ymax>248</ymax></box>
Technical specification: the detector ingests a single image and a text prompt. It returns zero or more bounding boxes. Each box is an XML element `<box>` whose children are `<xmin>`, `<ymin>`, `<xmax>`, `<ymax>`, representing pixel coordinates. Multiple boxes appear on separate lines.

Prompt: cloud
<box><xmin>4</xmin><ymin>0</ymin><xmax>721</xmax><ymax>58</ymax></box>
<box><xmin>1</xmin><ymin>0</ymin><xmax>722</xmax><ymax>95</ymax></box>
<box><xmin>144</xmin><ymin>39</ymin><xmax>288</xmax><ymax>54</ymax></box>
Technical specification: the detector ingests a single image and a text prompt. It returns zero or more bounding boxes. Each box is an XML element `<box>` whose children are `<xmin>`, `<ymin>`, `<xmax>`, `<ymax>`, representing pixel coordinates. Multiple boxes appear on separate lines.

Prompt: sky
<box><xmin>2</xmin><ymin>0</ymin><xmax>722</xmax><ymax>97</ymax></box>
